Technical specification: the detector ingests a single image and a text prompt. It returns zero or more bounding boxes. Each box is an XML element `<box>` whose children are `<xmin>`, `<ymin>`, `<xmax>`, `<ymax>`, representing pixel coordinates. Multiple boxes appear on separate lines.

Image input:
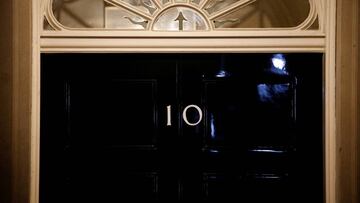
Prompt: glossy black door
<box><xmin>41</xmin><ymin>53</ymin><xmax>323</xmax><ymax>202</ymax></box>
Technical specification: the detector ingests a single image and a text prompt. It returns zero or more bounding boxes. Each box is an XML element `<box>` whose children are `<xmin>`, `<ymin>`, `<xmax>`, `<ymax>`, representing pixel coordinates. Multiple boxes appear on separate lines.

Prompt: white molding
<box><xmin>31</xmin><ymin>0</ymin><xmax>41</xmax><ymax>202</ymax></box>
<box><xmin>41</xmin><ymin>30</ymin><xmax>325</xmax><ymax>38</ymax></box>
<box><xmin>295</xmin><ymin>0</ymin><xmax>319</xmax><ymax>30</ymax></box>
<box><xmin>40</xmin><ymin>37</ymin><xmax>325</xmax><ymax>53</ymax></box>
<box><xmin>325</xmin><ymin>0</ymin><xmax>337</xmax><ymax>203</ymax></box>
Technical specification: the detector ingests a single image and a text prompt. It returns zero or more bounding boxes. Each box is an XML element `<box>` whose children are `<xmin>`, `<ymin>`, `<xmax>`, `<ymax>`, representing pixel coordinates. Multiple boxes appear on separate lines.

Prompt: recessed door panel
<box><xmin>41</xmin><ymin>53</ymin><xmax>323</xmax><ymax>202</ymax></box>
<box><xmin>71</xmin><ymin>79</ymin><xmax>158</xmax><ymax>147</ymax></box>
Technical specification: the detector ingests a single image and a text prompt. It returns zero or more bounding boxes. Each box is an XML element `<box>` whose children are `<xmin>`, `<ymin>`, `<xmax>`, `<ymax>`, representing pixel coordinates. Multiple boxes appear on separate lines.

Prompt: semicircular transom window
<box><xmin>44</xmin><ymin>0</ymin><xmax>320</xmax><ymax>31</ymax></box>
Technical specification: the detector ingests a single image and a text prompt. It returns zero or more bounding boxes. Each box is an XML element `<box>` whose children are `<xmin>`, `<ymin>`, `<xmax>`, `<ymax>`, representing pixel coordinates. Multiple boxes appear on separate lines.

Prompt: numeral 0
<box><xmin>166</xmin><ymin>105</ymin><xmax>203</xmax><ymax>127</ymax></box>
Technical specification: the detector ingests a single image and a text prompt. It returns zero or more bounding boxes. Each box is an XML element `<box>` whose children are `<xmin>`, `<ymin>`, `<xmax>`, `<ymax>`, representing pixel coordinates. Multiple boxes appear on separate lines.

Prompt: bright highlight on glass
<box><xmin>271</xmin><ymin>54</ymin><xmax>286</xmax><ymax>70</ymax></box>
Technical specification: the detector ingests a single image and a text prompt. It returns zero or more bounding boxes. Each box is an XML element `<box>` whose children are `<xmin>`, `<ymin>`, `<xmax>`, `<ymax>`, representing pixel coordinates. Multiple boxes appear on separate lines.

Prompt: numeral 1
<box><xmin>166</xmin><ymin>105</ymin><xmax>172</xmax><ymax>126</ymax></box>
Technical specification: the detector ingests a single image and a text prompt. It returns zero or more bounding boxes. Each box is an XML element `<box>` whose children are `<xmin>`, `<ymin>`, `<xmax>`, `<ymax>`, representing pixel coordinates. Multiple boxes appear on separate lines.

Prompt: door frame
<box><xmin>4</xmin><ymin>0</ymin><xmax>359</xmax><ymax>202</ymax></box>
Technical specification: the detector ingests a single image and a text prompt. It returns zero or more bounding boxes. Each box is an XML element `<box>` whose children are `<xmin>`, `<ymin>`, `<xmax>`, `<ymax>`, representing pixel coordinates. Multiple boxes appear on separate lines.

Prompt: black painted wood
<box><xmin>41</xmin><ymin>53</ymin><xmax>323</xmax><ymax>202</ymax></box>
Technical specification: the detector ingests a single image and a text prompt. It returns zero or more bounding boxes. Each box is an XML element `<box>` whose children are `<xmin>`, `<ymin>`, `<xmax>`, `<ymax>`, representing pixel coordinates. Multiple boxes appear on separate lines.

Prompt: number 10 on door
<box><xmin>166</xmin><ymin>105</ymin><xmax>203</xmax><ymax>127</ymax></box>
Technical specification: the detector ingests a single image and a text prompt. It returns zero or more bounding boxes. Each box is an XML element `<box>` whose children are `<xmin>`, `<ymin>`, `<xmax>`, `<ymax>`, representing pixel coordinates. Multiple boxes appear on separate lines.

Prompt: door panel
<box><xmin>41</xmin><ymin>53</ymin><xmax>323</xmax><ymax>202</ymax></box>
<box><xmin>71</xmin><ymin>79</ymin><xmax>158</xmax><ymax>147</ymax></box>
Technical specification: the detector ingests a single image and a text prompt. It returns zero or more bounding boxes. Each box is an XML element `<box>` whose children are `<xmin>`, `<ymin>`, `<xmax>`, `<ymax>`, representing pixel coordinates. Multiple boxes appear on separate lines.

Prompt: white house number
<box><xmin>166</xmin><ymin>105</ymin><xmax>203</xmax><ymax>126</ymax></box>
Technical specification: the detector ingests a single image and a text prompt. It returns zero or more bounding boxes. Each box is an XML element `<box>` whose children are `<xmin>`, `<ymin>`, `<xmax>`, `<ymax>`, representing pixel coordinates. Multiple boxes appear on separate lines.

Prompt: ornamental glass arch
<box><xmin>43</xmin><ymin>0</ymin><xmax>322</xmax><ymax>31</ymax></box>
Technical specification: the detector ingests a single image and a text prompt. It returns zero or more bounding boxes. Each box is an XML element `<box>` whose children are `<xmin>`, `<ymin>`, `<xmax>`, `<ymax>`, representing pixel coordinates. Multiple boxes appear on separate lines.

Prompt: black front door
<box><xmin>41</xmin><ymin>53</ymin><xmax>323</xmax><ymax>202</ymax></box>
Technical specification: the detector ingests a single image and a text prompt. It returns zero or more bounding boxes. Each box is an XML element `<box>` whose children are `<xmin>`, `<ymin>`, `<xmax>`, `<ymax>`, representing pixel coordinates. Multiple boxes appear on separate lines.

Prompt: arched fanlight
<box><xmin>43</xmin><ymin>0</ymin><xmax>321</xmax><ymax>31</ymax></box>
